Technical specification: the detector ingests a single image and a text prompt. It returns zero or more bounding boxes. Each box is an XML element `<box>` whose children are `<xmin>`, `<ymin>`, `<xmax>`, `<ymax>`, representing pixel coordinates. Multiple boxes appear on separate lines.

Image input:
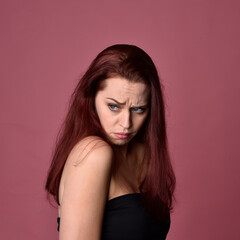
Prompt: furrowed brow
<box><xmin>106</xmin><ymin>98</ymin><xmax>125</xmax><ymax>105</ymax></box>
<box><xmin>106</xmin><ymin>97</ymin><xmax>149</xmax><ymax>108</ymax></box>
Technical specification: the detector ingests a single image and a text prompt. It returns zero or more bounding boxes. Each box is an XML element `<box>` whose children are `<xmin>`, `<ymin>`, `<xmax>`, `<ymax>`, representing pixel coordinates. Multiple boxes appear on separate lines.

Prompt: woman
<box><xmin>45</xmin><ymin>44</ymin><xmax>176</xmax><ymax>240</ymax></box>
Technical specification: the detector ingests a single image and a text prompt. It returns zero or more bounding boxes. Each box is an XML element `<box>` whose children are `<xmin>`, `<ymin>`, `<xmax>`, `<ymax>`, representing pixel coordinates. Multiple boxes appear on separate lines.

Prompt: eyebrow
<box><xmin>106</xmin><ymin>97</ymin><xmax>148</xmax><ymax>107</ymax></box>
<box><xmin>106</xmin><ymin>98</ymin><xmax>125</xmax><ymax>105</ymax></box>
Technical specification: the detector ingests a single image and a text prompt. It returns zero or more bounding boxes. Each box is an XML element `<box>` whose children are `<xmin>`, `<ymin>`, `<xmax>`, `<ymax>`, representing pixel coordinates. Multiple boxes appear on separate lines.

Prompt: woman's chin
<box><xmin>109</xmin><ymin>136</ymin><xmax>133</xmax><ymax>146</ymax></box>
<box><xmin>111</xmin><ymin>139</ymin><xmax>129</xmax><ymax>146</ymax></box>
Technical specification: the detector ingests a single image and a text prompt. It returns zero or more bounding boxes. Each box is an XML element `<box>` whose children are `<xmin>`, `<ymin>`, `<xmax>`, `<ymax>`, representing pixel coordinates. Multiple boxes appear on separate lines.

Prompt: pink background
<box><xmin>1</xmin><ymin>0</ymin><xmax>240</xmax><ymax>239</ymax></box>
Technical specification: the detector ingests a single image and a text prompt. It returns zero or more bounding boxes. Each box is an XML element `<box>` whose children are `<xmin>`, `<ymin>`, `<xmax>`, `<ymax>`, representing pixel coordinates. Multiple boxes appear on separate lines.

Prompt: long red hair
<box><xmin>45</xmin><ymin>44</ymin><xmax>175</xmax><ymax>217</ymax></box>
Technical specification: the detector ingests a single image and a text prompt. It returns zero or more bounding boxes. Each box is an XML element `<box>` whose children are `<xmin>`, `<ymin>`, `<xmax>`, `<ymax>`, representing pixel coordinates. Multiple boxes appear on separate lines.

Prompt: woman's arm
<box><xmin>59</xmin><ymin>137</ymin><xmax>113</xmax><ymax>240</ymax></box>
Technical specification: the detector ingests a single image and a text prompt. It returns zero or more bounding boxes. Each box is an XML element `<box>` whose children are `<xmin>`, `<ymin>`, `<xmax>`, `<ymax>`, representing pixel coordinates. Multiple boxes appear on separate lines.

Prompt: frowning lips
<box><xmin>114</xmin><ymin>132</ymin><xmax>131</xmax><ymax>139</ymax></box>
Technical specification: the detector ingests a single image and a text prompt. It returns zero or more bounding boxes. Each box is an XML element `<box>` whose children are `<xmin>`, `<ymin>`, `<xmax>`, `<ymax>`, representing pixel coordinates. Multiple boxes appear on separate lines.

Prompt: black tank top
<box><xmin>57</xmin><ymin>193</ymin><xmax>170</xmax><ymax>240</ymax></box>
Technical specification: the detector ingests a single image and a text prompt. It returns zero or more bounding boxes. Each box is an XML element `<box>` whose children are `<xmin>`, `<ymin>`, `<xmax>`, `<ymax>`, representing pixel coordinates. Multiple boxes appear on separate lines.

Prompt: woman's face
<box><xmin>95</xmin><ymin>77</ymin><xmax>150</xmax><ymax>146</ymax></box>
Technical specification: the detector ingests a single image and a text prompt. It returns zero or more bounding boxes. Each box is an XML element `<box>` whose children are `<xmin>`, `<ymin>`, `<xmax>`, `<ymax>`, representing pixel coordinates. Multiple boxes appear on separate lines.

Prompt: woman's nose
<box><xmin>119</xmin><ymin>111</ymin><xmax>132</xmax><ymax>129</ymax></box>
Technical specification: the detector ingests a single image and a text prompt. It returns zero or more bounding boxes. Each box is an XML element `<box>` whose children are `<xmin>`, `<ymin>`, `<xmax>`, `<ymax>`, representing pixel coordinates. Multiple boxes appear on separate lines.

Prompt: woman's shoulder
<box><xmin>74</xmin><ymin>135</ymin><xmax>111</xmax><ymax>150</ymax></box>
<box><xmin>59</xmin><ymin>136</ymin><xmax>113</xmax><ymax>205</ymax></box>
<box><xmin>58</xmin><ymin>137</ymin><xmax>114</xmax><ymax>236</ymax></box>
<box><xmin>68</xmin><ymin>136</ymin><xmax>113</xmax><ymax>166</ymax></box>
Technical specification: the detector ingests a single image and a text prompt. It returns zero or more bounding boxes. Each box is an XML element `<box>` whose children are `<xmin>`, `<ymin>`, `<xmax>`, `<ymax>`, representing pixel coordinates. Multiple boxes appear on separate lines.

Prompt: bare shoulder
<box><xmin>59</xmin><ymin>136</ymin><xmax>113</xmax><ymax>238</ymax></box>
<box><xmin>67</xmin><ymin>136</ymin><xmax>113</xmax><ymax>166</ymax></box>
<box><xmin>59</xmin><ymin>136</ymin><xmax>113</xmax><ymax>205</ymax></box>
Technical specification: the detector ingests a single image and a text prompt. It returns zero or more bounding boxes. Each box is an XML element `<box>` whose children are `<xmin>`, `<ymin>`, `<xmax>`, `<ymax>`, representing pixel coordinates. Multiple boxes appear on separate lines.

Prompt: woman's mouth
<box><xmin>114</xmin><ymin>133</ymin><xmax>130</xmax><ymax>139</ymax></box>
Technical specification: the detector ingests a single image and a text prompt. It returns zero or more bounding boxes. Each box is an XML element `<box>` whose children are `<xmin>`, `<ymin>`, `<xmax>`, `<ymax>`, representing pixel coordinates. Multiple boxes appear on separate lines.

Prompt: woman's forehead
<box><xmin>97</xmin><ymin>77</ymin><xmax>150</xmax><ymax>103</ymax></box>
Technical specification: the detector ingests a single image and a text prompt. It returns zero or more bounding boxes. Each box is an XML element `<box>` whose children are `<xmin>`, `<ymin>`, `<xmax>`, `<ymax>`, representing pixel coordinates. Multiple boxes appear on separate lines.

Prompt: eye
<box><xmin>108</xmin><ymin>104</ymin><xmax>118</xmax><ymax>111</ymax></box>
<box><xmin>132</xmin><ymin>107</ymin><xmax>145</xmax><ymax>114</ymax></box>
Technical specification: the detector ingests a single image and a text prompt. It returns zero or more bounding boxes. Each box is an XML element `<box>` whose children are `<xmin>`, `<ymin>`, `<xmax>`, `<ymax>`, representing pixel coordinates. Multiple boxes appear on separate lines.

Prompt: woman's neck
<box><xmin>113</xmin><ymin>140</ymin><xmax>141</xmax><ymax>170</ymax></box>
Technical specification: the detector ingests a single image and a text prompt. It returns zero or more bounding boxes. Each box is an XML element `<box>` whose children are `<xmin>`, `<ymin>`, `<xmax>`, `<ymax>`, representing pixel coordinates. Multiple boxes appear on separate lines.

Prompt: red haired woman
<box><xmin>45</xmin><ymin>44</ymin><xmax>175</xmax><ymax>240</ymax></box>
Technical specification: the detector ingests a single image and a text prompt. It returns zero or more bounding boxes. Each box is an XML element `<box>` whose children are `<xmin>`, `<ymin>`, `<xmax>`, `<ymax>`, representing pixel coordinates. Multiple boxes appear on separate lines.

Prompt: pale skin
<box><xmin>58</xmin><ymin>77</ymin><xmax>150</xmax><ymax>239</ymax></box>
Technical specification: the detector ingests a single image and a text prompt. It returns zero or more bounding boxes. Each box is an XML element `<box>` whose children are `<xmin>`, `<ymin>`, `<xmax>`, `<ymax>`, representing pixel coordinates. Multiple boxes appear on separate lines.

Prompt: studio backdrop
<box><xmin>1</xmin><ymin>0</ymin><xmax>240</xmax><ymax>239</ymax></box>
